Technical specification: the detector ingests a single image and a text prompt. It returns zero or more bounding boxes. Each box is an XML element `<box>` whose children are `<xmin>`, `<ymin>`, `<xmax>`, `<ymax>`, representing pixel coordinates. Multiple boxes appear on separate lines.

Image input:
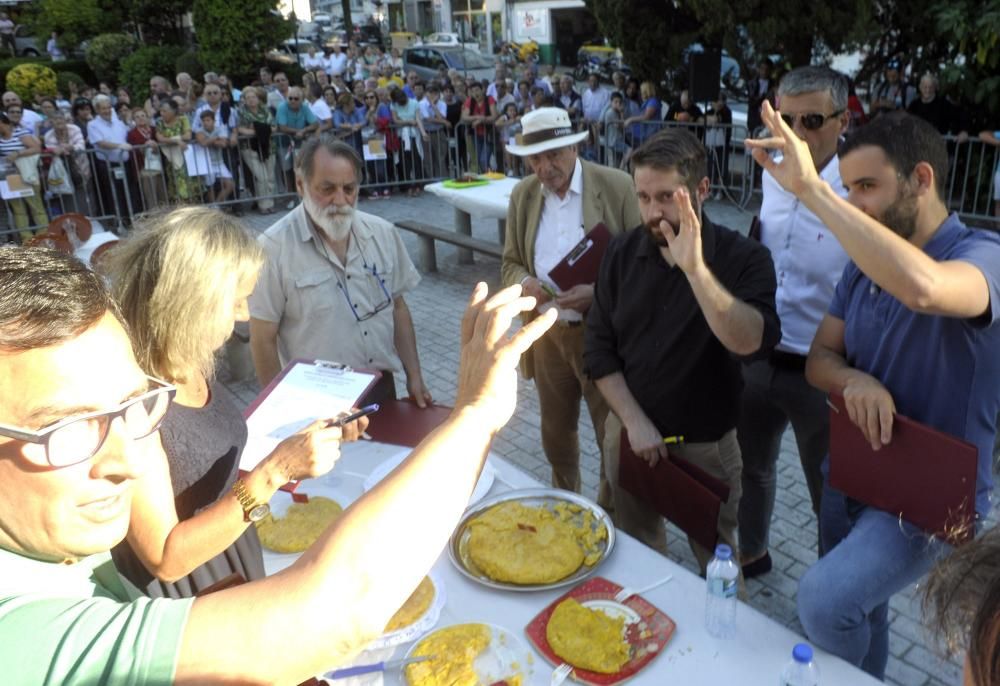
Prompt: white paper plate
<box><xmin>401</xmin><ymin>622</ymin><xmax>533</xmax><ymax>686</ymax></box>
<box><xmin>367</xmin><ymin>570</ymin><xmax>446</xmax><ymax>650</ymax></box>
<box><xmin>363</xmin><ymin>449</ymin><xmax>496</xmax><ymax>506</ymax></box>
<box><xmin>259</xmin><ymin>470</ymin><xmax>367</xmax><ymax>573</ymax></box>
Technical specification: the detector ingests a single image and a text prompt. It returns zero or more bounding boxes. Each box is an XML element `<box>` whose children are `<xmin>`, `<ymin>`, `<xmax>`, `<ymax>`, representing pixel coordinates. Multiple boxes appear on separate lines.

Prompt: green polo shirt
<box><xmin>0</xmin><ymin>546</ymin><xmax>192</xmax><ymax>685</ymax></box>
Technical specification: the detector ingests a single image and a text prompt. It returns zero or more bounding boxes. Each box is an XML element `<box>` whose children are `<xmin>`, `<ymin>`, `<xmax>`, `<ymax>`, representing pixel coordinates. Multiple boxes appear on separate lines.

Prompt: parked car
<box><xmin>14</xmin><ymin>25</ymin><xmax>39</xmax><ymax>57</ymax></box>
<box><xmin>421</xmin><ymin>32</ymin><xmax>479</xmax><ymax>52</ymax></box>
<box><xmin>266</xmin><ymin>38</ymin><xmax>320</xmax><ymax>68</ymax></box>
<box><xmin>403</xmin><ymin>45</ymin><xmax>495</xmax><ymax>83</ymax></box>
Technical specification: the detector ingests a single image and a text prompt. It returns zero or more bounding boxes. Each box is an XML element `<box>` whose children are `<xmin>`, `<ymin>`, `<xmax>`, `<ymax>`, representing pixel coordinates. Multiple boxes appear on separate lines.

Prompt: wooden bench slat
<box><xmin>395</xmin><ymin>220</ymin><xmax>503</xmax><ymax>272</ymax></box>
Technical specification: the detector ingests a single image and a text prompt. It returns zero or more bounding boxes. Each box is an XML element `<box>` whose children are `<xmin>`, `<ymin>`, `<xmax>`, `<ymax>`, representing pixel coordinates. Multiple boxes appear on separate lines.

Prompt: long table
<box><xmin>424</xmin><ymin>177</ymin><xmax>520</xmax><ymax>262</ymax></box>
<box><xmin>259</xmin><ymin>435</ymin><xmax>882</xmax><ymax>685</ymax></box>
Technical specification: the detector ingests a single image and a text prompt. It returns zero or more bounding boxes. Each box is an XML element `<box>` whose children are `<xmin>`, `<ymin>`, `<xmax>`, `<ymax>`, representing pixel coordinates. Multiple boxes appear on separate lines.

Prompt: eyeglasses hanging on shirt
<box><xmin>311</xmin><ymin>225</ymin><xmax>394</xmax><ymax>322</ymax></box>
<box><xmin>336</xmin><ymin>260</ymin><xmax>393</xmax><ymax>322</ymax></box>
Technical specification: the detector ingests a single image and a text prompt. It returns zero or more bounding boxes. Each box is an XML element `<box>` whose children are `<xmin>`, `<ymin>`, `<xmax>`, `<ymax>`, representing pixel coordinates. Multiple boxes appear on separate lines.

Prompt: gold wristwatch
<box><xmin>232</xmin><ymin>478</ymin><xmax>270</xmax><ymax>523</ymax></box>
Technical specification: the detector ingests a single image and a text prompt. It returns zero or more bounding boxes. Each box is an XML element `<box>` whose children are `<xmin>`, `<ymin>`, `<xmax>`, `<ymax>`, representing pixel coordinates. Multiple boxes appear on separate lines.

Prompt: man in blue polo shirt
<box><xmin>747</xmin><ymin>107</ymin><xmax>1000</xmax><ymax>679</ymax></box>
<box><xmin>276</xmin><ymin>86</ymin><xmax>319</xmax><ymax>199</ymax></box>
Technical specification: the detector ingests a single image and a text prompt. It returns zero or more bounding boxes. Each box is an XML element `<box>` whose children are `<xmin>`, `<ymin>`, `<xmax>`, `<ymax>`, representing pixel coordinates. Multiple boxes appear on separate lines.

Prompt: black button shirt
<box><xmin>584</xmin><ymin>216</ymin><xmax>781</xmax><ymax>442</ymax></box>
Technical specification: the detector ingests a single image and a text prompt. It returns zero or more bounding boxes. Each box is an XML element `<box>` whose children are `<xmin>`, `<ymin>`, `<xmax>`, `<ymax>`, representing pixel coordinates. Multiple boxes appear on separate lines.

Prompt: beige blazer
<box><xmin>501</xmin><ymin>159</ymin><xmax>642</xmax><ymax>379</ymax></box>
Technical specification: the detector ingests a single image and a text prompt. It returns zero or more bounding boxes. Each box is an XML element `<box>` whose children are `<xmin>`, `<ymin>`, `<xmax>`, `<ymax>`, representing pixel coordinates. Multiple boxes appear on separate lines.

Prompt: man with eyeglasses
<box><xmin>746</xmin><ymin>106</ymin><xmax>1000</xmax><ymax>682</ymax></box>
<box><xmin>0</xmin><ymin>244</ymin><xmax>553</xmax><ymax>685</ymax></box>
<box><xmin>737</xmin><ymin>66</ymin><xmax>852</xmax><ymax>579</ymax></box>
<box><xmin>1</xmin><ymin>91</ymin><xmax>41</xmax><ymax>136</ymax></box>
<box><xmin>249</xmin><ymin>138</ymin><xmax>432</xmax><ymax>407</ymax></box>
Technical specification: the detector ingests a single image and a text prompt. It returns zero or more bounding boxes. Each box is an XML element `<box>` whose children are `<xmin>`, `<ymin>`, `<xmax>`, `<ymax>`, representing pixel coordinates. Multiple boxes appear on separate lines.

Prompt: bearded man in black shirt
<box><xmin>584</xmin><ymin>128</ymin><xmax>780</xmax><ymax>570</ymax></box>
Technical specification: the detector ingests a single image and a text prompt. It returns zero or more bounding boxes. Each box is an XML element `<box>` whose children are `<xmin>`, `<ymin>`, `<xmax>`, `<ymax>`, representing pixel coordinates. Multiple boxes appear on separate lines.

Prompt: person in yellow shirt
<box><xmin>376</xmin><ymin>64</ymin><xmax>404</xmax><ymax>90</ymax></box>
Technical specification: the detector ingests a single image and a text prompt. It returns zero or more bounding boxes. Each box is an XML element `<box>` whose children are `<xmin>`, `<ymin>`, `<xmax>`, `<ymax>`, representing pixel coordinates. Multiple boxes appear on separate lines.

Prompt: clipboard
<box><xmin>827</xmin><ymin>393</ymin><xmax>977</xmax><ymax>544</ymax></box>
<box><xmin>617</xmin><ymin>428</ymin><xmax>730</xmax><ymax>551</ymax></box>
<box><xmin>547</xmin><ymin>223</ymin><xmax>612</xmax><ymax>291</ymax></box>
<box><xmin>240</xmin><ymin>358</ymin><xmax>382</xmax><ymax>491</ymax></box>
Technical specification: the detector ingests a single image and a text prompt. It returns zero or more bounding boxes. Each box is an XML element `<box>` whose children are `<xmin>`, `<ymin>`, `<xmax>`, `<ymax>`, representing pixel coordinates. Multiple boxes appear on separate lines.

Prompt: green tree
<box><xmin>119</xmin><ymin>45</ymin><xmax>185</xmax><ymax>103</ymax></box>
<box><xmin>27</xmin><ymin>0</ymin><xmax>123</xmax><ymax>50</ymax></box>
<box><xmin>126</xmin><ymin>0</ymin><xmax>194</xmax><ymax>44</ymax></box>
<box><xmin>192</xmin><ymin>0</ymin><xmax>292</xmax><ymax>81</ymax></box>
<box><xmin>85</xmin><ymin>33</ymin><xmax>139</xmax><ymax>83</ymax></box>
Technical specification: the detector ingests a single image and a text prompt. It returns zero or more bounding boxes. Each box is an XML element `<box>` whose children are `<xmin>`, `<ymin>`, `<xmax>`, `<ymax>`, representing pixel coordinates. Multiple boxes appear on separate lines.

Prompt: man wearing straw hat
<box><xmin>502</xmin><ymin>107</ymin><xmax>641</xmax><ymax>508</ymax></box>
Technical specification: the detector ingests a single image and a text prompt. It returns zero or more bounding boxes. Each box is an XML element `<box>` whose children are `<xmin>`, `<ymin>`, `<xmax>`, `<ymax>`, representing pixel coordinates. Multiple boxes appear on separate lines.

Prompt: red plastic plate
<box><xmin>525</xmin><ymin>576</ymin><xmax>676</xmax><ymax>685</ymax></box>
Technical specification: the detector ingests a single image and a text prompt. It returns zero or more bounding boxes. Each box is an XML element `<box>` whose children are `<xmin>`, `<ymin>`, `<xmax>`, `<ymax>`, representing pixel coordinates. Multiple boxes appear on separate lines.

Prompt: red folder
<box><xmin>618</xmin><ymin>428</ymin><xmax>731</xmax><ymax>551</ymax></box>
<box><xmin>365</xmin><ymin>398</ymin><xmax>453</xmax><ymax>447</ymax></box>
<box><xmin>547</xmin><ymin>223</ymin><xmax>613</xmax><ymax>291</ymax></box>
<box><xmin>828</xmin><ymin>393</ymin><xmax>977</xmax><ymax>544</ymax></box>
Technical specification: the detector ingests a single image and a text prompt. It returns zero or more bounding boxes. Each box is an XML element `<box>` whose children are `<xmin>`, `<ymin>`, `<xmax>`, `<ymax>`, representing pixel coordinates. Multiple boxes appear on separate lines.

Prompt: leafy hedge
<box><xmin>119</xmin><ymin>46</ymin><xmax>186</xmax><ymax>104</ymax></box>
<box><xmin>85</xmin><ymin>33</ymin><xmax>138</xmax><ymax>83</ymax></box>
<box><xmin>6</xmin><ymin>64</ymin><xmax>58</xmax><ymax>102</ymax></box>
<box><xmin>0</xmin><ymin>57</ymin><xmax>96</xmax><ymax>98</ymax></box>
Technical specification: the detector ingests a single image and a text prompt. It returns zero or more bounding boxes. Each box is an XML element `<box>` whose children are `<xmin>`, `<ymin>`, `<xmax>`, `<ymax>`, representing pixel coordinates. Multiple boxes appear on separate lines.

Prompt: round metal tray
<box><xmin>448</xmin><ymin>487</ymin><xmax>616</xmax><ymax>592</ymax></box>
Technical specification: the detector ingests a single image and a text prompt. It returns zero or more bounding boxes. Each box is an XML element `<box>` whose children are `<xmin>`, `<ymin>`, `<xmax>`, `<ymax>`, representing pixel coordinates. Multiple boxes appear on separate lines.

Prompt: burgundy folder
<box><xmin>547</xmin><ymin>223</ymin><xmax>613</xmax><ymax>291</ymax></box>
<box><xmin>828</xmin><ymin>393</ymin><xmax>977</xmax><ymax>544</ymax></box>
<box><xmin>618</xmin><ymin>428</ymin><xmax>731</xmax><ymax>551</ymax></box>
<box><xmin>365</xmin><ymin>398</ymin><xmax>453</xmax><ymax>448</ymax></box>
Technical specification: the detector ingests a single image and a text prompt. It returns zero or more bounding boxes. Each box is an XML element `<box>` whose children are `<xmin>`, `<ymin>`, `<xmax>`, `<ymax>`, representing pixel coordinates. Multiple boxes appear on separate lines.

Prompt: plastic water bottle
<box><xmin>705</xmin><ymin>543</ymin><xmax>738</xmax><ymax>638</ymax></box>
<box><xmin>780</xmin><ymin>643</ymin><xmax>821</xmax><ymax>685</ymax></box>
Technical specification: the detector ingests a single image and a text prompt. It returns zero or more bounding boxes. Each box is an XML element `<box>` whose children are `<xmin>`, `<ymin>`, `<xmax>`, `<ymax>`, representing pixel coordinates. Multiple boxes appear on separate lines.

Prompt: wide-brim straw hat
<box><xmin>505</xmin><ymin>107</ymin><xmax>588</xmax><ymax>157</ymax></box>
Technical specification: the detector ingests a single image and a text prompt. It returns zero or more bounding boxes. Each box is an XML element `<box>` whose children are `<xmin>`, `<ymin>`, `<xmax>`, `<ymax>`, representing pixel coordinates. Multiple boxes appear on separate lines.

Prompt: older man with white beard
<box><xmin>248</xmin><ymin>138</ymin><xmax>431</xmax><ymax>406</ymax></box>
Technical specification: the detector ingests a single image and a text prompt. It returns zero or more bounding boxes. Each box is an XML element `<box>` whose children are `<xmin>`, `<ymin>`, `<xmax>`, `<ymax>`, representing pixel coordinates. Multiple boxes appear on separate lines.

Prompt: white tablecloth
<box><xmin>261</xmin><ymin>439</ymin><xmax>882</xmax><ymax>686</ymax></box>
<box><xmin>424</xmin><ymin>177</ymin><xmax>521</xmax><ymax>221</ymax></box>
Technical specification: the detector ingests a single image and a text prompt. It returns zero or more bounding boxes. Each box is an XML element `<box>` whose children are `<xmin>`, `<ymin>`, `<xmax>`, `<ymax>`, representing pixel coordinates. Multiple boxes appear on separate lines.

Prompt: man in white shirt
<box><xmin>581</xmin><ymin>73</ymin><xmax>609</xmax><ymax>161</ymax></box>
<box><xmin>87</xmin><ymin>94</ymin><xmax>142</xmax><ymax>224</ymax></box>
<box><xmin>501</xmin><ymin>108</ymin><xmax>641</xmax><ymax>507</ymax></box>
<box><xmin>2</xmin><ymin>92</ymin><xmax>42</xmax><ymax>135</ymax></box>
<box><xmin>419</xmin><ymin>84</ymin><xmax>450</xmax><ymax>178</ymax></box>
<box><xmin>737</xmin><ymin>66</ymin><xmax>852</xmax><ymax>578</ymax></box>
<box><xmin>267</xmin><ymin>72</ymin><xmax>291</xmax><ymax>112</ymax></box>
<box><xmin>326</xmin><ymin>43</ymin><xmax>348</xmax><ymax>78</ymax></box>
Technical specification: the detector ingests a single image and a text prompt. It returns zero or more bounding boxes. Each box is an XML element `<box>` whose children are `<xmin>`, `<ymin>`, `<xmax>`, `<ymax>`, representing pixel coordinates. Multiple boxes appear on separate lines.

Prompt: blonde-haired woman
<box><xmin>107</xmin><ymin>207</ymin><xmax>367</xmax><ymax>598</ymax></box>
<box><xmin>624</xmin><ymin>80</ymin><xmax>662</xmax><ymax>148</ymax></box>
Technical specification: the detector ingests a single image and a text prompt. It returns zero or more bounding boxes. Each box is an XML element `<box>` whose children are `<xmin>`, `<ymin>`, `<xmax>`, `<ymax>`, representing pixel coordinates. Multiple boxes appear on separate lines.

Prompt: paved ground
<box><xmin>221</xmin><ymin>191</ymin><xmax>969</xmax><ymax>686</ymax></box>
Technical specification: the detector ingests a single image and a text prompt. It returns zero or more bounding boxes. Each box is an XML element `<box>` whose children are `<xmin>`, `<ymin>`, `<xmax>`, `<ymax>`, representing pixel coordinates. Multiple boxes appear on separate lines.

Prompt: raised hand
<box><xmin>743</xmin><ymin>100</ymin><xmax>821</xmax><ymax>197</ymax></box>
<box><xmin>663</xmin><ymin>187</ymin><xmax>704</xmax><ymax>275</ymax></box>
<box><xmin>455</xmin><ymin>283</ymin><xmax>557</xmax><ymax>432</ymax></box>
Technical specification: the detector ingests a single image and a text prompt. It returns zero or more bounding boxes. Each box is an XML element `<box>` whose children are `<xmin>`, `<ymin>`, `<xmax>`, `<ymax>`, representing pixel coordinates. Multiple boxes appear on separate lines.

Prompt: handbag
<box><xmin>14</xmin><ymin>153</ymin><xmax>40</xmax><ymax>185</ymax></box>
<box><xmin>46</xmin><ymin>155</ymin><xmax>74</xmax><ymax>194</ymax></box>
<box><xmin>143</xmin><ymin>146</ymin><xmax>163</xmax><ymax>175</ymax></box>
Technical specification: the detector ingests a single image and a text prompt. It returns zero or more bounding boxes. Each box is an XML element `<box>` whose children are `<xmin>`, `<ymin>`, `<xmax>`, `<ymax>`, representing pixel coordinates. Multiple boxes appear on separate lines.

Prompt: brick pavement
<box><xmin>223</xmin><ymin>192</ymin><xmax>973</xmax><ymax>686</ymax></box>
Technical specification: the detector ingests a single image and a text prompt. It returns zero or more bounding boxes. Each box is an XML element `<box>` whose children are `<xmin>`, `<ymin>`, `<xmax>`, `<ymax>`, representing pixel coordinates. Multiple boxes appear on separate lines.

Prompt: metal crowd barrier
<box><xmin>5</xmin><ymin>118</ymin><xmax>995</xmax><ymax>242</ymax></box>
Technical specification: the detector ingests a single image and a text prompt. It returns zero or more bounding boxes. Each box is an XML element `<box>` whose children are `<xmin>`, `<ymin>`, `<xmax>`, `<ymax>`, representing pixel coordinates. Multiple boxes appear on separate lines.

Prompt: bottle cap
<box><xmin>793</xmin><ymin>643</ymin><xmax>813</xmax><ymax>663</ymax></box>
<box><xmin>714</xmin><ymin>543</ymin><xmax>732</xmax><ymax>560</ymax></box>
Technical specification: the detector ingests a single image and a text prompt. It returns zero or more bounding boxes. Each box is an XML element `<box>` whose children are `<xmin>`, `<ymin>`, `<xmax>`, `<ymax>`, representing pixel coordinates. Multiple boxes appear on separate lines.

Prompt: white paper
<box><xmin>240</xmin><ymin>361</ymin><xmax>378</xmax><ymax>472</ymax></box>
<box><xmin>0</xmin><ymin>180</ymin><xmax>33</xmax><ymax>199</ymax></box>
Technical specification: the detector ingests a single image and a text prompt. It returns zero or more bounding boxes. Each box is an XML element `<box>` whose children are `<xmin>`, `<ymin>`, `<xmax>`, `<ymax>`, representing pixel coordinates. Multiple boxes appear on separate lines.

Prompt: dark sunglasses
<box><xmin>780</xmin><ymin>110</ymin><xmax>844</xmax><ymax>131</ymax></box>
<box><xmin>287</xmin><ymin>96</ymin><xmax>301</xmax><ymax>101</ymax></box>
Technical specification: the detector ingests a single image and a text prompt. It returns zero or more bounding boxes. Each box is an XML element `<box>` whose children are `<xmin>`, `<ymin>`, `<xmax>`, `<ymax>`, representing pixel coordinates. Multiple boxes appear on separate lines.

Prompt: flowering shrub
<box><xmin>6</xmin><ymin>63</ymin><xmax>57</xmax><ymax>102</ymax></box>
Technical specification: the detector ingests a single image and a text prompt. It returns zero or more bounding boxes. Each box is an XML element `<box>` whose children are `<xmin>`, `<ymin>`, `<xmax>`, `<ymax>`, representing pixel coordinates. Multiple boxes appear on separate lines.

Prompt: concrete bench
<box><xmin>395</xmin><ymin>219</ymin><xmax>503</xmax><ymax>272</ymax></box>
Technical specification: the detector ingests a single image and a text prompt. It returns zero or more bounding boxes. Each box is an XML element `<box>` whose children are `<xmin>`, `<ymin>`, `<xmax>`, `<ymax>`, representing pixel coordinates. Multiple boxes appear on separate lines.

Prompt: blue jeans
<box><xmin>473</xmin><ymin>134</ymin><xmax>493</xmax><ymax>173</ymax></box>
<box><xmin>797</xmin><ymin>472</ymin><xmax>949</xmax><ymax>679</ymax></box>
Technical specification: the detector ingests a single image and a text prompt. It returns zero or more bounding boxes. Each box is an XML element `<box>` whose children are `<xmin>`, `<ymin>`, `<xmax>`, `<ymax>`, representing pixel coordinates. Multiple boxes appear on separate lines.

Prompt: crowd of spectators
<box><xmin>1</xmin><ymin>41</ymin><xmax>999</xmax><ymax>242</ymax></box>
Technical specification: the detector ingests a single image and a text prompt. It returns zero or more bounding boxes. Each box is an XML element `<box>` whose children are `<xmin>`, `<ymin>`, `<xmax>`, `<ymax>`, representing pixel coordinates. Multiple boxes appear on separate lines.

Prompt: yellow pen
<box><xmin>662</xmin><ymin>435</ymin><xmax>685</xmax><ymax>445</ymax></box>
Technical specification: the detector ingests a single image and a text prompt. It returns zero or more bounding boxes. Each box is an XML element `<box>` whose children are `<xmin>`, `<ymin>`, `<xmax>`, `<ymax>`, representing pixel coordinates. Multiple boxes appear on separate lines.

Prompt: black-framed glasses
<box><xmin>0</xmin><ymin>375</ymin><xmax>176</xmax><ymax>468</ymax></box>
<box><xmin>336</xmin><ymin>260</ymin><xmax>393</xmax><ymax>322</ymax></box>
<box><xmin>780</xmin><ymin>110</ymin><xmax>844</xmax><ymax>131</ymax></box>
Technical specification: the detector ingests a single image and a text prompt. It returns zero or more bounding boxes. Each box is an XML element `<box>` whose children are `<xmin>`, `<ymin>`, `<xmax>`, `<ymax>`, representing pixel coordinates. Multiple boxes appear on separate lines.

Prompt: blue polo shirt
<box><xmin>829</xmin><ymin>214</ymin><xmax>1000</xmax><ymax>515</ymax></box>
<box><xmin>275</xmin><ymin>101</ymin><xmax>318</xmax><ymax>130</ymax></box>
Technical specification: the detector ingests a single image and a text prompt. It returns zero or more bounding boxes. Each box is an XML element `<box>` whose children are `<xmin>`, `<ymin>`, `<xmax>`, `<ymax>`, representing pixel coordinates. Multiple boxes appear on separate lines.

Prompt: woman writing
<box><xmin>107</xmin><ymin>207</ymin><xmax>367</xmax><ymax>597</ymax></box>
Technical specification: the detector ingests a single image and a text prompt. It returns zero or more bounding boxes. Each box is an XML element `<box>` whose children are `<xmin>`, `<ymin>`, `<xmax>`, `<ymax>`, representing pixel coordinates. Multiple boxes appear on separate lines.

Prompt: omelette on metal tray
<box><xmin>545</xmin><ymin>598</ymin><xmax>632</xmax><ymax>674</ymax></box>
<box><xmin>466</xmin><ymin>501</ymin><xmax>605</xmax><ymax>585</ymax></box>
